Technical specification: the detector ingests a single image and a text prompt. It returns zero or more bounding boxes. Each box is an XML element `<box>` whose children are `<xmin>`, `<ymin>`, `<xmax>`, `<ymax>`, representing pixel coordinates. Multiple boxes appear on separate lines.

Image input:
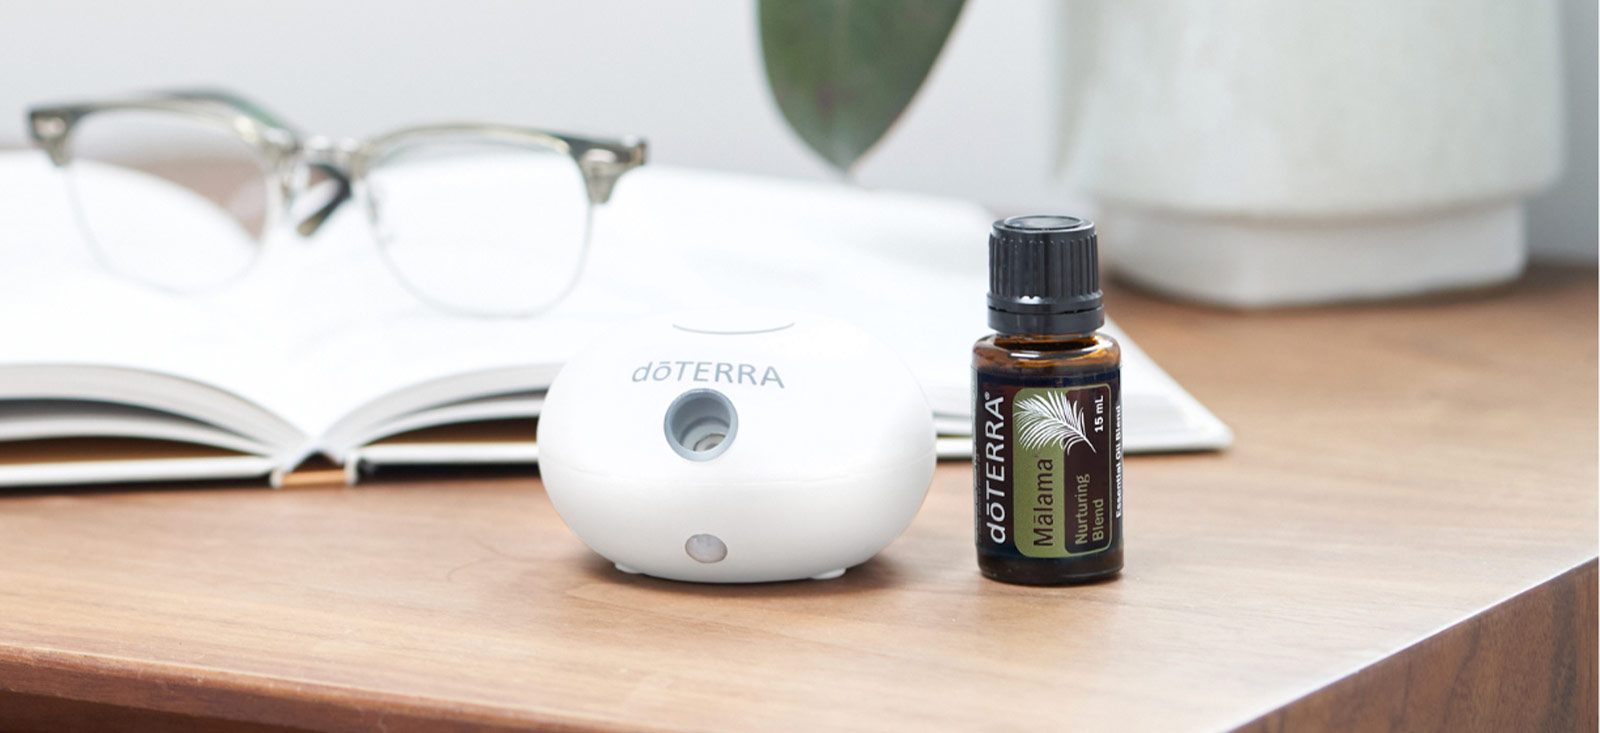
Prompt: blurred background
<box><xmin>3</xmin><ymin>0</ymin><xmax>1591</xmax><ymax>266</ymax></box>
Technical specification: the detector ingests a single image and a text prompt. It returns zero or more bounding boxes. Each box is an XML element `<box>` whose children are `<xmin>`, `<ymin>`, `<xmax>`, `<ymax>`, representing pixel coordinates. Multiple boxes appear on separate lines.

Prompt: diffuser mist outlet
<box><xmin>537</xmin><ymin>310</ymin><xmax>937</xmax><ymax>583</ymax></box>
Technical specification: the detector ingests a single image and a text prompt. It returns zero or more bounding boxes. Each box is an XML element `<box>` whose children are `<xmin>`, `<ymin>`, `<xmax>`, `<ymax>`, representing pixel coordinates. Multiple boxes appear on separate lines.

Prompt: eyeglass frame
<box><xmin>25</xmin><ymin>88</ymin><xmax>648</xmax><ymax>316</ymax></box>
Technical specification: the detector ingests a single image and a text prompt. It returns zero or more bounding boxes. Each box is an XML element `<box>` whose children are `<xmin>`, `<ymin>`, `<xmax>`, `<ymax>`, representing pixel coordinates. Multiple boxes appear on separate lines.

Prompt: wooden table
<box><xmin>1</xmin><ymin>268</ymin><xmax>1594</xmax><ymax>732</ymax></box>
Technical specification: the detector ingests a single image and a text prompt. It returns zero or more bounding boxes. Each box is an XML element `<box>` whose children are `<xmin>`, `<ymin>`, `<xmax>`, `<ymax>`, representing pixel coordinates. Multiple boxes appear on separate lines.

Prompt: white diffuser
<box><xmin>538</xmin><ymin>310</ymin><xmax>937</xmax><ymax>583</ymax></box>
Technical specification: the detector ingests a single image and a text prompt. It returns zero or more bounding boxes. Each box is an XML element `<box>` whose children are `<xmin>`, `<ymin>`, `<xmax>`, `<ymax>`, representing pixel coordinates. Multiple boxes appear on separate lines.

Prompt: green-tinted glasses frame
<box><xmin>26</xmin><ymin>88</ymin><xmax>647</xmax><ymax>316</ymax></box>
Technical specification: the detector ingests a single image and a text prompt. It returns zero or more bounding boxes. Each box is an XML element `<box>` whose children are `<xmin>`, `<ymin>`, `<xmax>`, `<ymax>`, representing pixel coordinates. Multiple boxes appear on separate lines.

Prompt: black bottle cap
<box><xmin>987</xmin><ymin>214</ymin><xmax>1104</xmax><ymax>335</ymax></box>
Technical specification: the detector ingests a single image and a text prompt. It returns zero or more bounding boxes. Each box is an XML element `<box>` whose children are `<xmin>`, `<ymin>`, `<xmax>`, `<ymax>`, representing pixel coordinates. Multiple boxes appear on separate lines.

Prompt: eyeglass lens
<box><xmin>364</xmin><ymin>139</ymin><xmax>592</xmax><ymax>316</ymax></box>
<box><xmin>64</xmin><ymin>110</ymin><xmax>270</xmax><ymax>292</ymax></box>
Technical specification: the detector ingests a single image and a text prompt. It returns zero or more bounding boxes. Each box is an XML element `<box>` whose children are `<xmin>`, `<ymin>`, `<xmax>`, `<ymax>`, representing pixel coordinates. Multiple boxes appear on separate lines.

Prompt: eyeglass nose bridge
<box><xmin>300</xmin><ymin>136</ymin><xmax>363</xmax><ymax>168</ymax></box>
<box><xmin>288</xmin><ymin>136</ymin><xmax>363</xmax><ymax>237</ymax></box>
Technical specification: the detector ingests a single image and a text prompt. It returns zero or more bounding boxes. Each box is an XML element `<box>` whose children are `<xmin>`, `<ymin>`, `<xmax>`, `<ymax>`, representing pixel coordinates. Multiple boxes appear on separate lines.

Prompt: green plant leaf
<box><xmin>759</xmin><ymin>0</ymin><xmax>965</xmax><ymax>173</ymax></box>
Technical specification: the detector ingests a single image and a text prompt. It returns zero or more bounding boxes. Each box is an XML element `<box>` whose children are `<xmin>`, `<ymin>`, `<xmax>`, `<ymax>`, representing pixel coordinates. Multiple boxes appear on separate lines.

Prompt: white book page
<box><xmin>0</xmin><ymin>153</ymin><xmax>604</xmax><ymax>452</ymax></box>
<box><xmin>0</xmin><ymin>151</ymin><xmax>1230</xmax><ymax>462</ymax></box>
<box><xmin>1</xmin><ymin>152</ymin><xmax>994</xmax><ymax>440</ymax></box>
<box><xmin>0</xmin><ymin>400</ymin><xmax>271</xmax><ymax>455</ymax></box>
<box><xmin>0</xmin><ymin>155</ymin><xmax>301</xmax><ymax>446</ymax></box>
<box><xmin>0</xmin><ymin>455</ymin><xmax>278</xmax><ymax>488</ymax></box>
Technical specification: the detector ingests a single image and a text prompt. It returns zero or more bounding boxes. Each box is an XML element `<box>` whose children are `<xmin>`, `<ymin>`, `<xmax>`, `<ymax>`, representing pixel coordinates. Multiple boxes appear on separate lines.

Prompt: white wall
<box><xmin>3</xmin><ymin>0</ymin><xmax>1591</xmax><ymax>262</ymax></box>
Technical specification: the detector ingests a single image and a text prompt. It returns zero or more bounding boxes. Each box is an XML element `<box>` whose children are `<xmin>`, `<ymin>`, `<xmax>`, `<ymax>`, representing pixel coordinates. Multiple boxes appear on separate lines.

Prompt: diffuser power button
<box><xmin>685</xmin><ymin>534</ymin><xmax>728</xmax><ymax>563</ymax></box>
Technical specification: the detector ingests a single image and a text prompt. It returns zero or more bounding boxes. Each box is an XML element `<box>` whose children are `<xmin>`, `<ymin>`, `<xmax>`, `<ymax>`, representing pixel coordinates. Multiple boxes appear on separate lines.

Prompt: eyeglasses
<box><xmin>26</xmin><ymin>89</ymin><xmax>646</xmax><ymax>317</ymax></box>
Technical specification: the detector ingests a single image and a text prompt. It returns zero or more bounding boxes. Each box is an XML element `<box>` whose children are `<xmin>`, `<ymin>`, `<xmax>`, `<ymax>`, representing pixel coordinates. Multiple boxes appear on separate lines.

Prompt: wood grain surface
<box><xmin>0</xmin><ymin>268</ymin><xmax>1594</xmax><ymax>732</ymax></box>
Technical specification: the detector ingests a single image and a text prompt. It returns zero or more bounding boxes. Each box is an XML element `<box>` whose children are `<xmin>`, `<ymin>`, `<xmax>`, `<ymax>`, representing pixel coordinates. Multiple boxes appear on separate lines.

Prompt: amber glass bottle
<box><xmin>973</xmin><ymin>215</ymin><xmax>1123</xmax><ymax>585</ymax></box>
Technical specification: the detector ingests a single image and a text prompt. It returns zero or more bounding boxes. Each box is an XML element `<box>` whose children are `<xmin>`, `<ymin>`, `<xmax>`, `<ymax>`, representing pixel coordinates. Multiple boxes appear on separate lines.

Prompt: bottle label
<box><xmin>974</xmin><ymin>369</ymin><xmax>1122</xmax><ymax>559</ymax></box>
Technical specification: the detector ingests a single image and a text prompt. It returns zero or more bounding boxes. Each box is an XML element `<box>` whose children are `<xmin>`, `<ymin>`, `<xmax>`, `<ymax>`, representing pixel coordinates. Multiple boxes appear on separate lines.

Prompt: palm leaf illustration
<box><xmin>1015</xmin><ymin>393</ymin><xmax>1095</xmax><ymax>455</ymax></box>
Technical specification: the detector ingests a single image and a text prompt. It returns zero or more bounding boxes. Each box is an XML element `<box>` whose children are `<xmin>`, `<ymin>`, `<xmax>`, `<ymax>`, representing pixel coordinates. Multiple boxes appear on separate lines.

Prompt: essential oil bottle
<box><xmin>973</xmin><ymin>215</ymin><xmax>1123</xmax><ymax>585</ymax></box>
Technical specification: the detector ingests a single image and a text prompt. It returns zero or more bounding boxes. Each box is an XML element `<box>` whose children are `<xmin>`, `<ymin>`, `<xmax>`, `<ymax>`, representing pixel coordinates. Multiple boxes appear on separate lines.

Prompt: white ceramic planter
<box><xmin>1061</xmin><ymin>0</ymin><xmax>1564</xmax><ymax>306</ymax></box>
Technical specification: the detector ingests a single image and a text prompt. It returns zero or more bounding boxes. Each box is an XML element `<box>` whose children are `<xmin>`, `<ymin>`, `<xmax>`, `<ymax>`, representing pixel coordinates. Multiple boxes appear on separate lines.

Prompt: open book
<box><xmin>0</xmin><ymin>151</ymin><xmax>1230</xmax><ymax>488</ymax></box>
